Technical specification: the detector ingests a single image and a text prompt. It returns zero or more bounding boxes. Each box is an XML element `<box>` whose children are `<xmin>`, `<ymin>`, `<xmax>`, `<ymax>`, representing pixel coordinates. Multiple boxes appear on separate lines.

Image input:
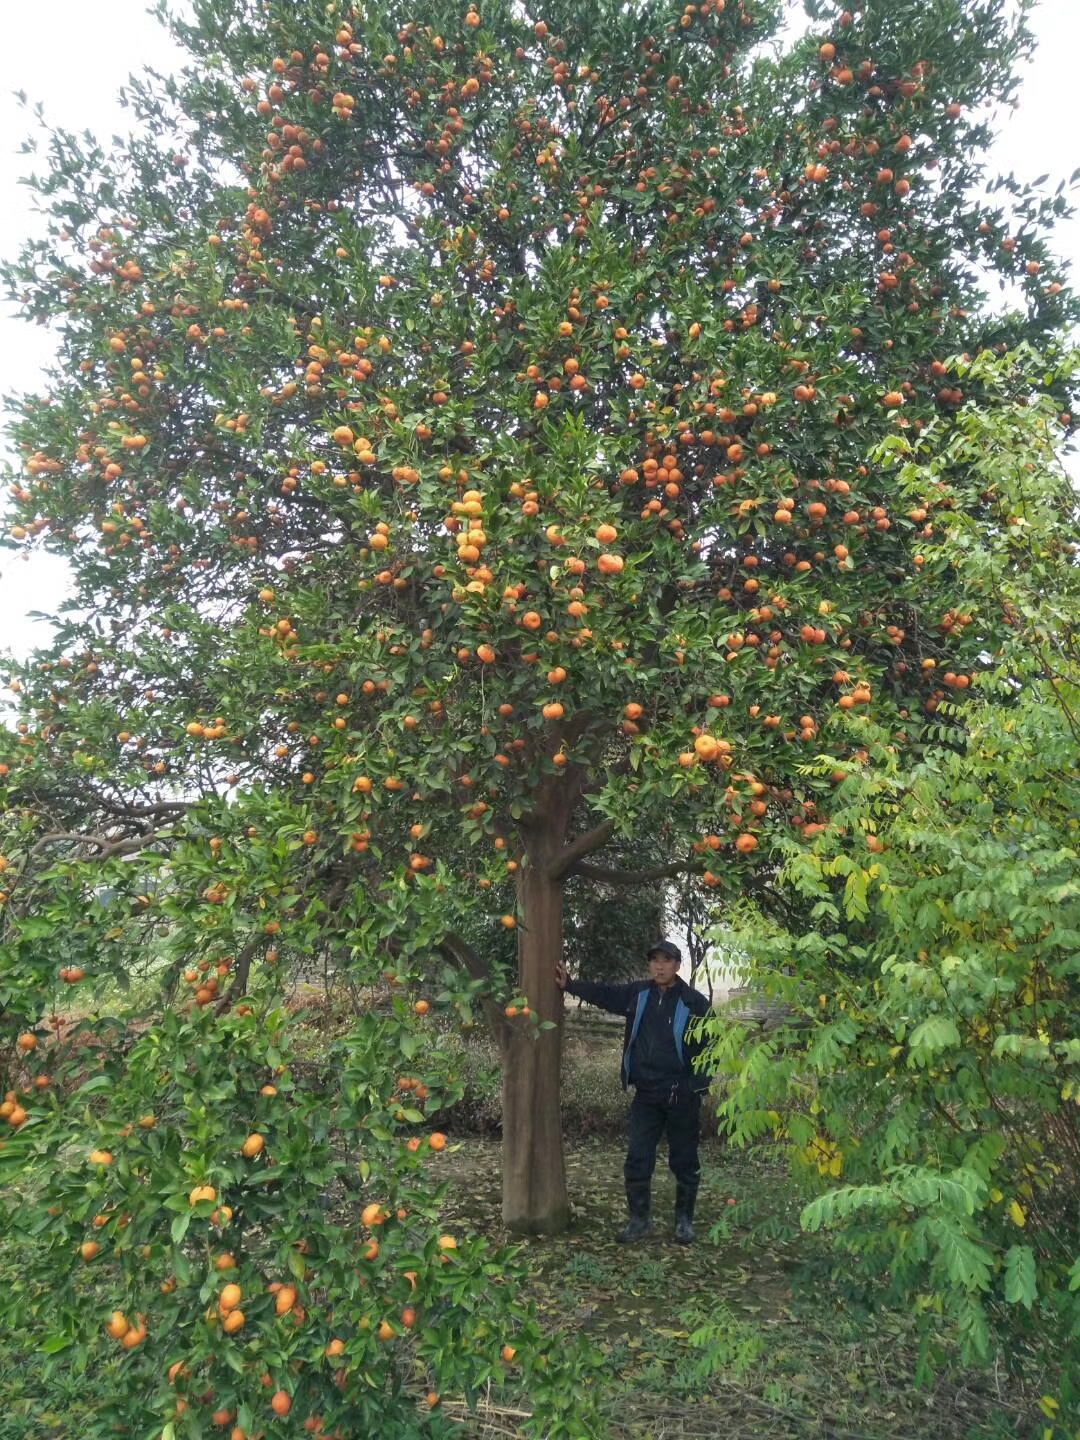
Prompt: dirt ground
<box><xmin>433</xmin><ymin>1135</ymin><xmax>1046</xmax><ymax>1440</ymax></box>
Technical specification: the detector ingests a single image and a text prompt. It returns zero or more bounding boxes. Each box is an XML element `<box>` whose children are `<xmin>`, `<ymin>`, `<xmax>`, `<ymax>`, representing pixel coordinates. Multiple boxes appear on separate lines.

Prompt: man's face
<box><xmin>648</xmin><ymin>952</ymin><xmax>679</xmax><ymax>986</ymax></box>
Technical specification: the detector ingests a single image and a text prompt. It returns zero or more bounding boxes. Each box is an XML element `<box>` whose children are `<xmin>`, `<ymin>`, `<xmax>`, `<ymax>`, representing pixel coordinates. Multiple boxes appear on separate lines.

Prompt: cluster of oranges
<box><xmin>179</xmin><ymin>955</ymin><xmax>242</xmax><ymax>1008</ymax></box>
<box><xmin>105</xmin><ymin>1311</ymin><xmax>147</xmax><ymax>1350</ymax></box>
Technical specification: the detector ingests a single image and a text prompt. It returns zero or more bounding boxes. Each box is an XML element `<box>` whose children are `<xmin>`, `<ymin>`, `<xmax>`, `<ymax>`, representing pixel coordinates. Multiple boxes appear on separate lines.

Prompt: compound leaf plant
<box><xmin>707</xmin><ymin>348</ymin><xmax>1080</xmax><ymax>1411</ymax></box>
<box><xmin>0</xmin><ymin>0</ymin><xmax>1077</xmax><ymax>1432</ymax></box>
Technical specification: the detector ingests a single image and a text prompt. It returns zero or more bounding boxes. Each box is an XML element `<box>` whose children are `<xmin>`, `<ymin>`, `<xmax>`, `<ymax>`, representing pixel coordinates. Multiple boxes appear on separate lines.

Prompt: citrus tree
<box><xmin>707</xmin><ymin>347</ymin><xmax>1080</xmax><ymax>1408</ymax></box>
<box><xmin>2</xmin><ymin>17</ymin><xmax>1079</xmax><ymax>1428</ymax></box>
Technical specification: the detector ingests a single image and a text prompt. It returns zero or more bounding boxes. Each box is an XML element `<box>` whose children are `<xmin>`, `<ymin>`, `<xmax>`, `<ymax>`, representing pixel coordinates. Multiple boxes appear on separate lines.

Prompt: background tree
<box><xmin>0</xmin><ymin>0</ymin><xmax>1076</xmax><ymax>1317</ymax></box>
<box><xmin>563</xmin><ymin>856</ymin><xmax>666</xmax><ymax>986</ymax></box>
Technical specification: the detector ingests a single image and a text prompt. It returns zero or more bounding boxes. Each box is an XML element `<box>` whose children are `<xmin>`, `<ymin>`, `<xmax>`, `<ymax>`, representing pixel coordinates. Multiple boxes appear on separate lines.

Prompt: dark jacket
<box><xmin>564</xmin><ymin>976</ymin><xmax>712</xmax><ymax>1093</ymax></box>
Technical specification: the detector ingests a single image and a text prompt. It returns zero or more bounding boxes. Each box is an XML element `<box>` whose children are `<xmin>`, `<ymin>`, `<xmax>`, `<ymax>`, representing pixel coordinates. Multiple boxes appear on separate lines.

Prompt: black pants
<box><xmin>624</xmin><ymin>1085</ymin><xmax>702</xmax><ymax>1191</ymax></box>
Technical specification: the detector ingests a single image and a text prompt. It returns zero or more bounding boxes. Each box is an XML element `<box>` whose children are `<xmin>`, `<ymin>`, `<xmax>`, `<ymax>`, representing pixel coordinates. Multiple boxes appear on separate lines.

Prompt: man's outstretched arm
<box><xmin>555</xmin><ymin>960</ymin><xmax>640</xmax><ymax>1016</ymax></box>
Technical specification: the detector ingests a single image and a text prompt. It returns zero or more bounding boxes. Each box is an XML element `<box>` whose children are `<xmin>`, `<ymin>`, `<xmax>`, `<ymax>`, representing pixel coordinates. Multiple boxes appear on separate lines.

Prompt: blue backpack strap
<box><xmin>674</xmin><ymin>997</ymin><xmax>690</xmax><ymax>1069</ymax></box>
<box><xmin>622</xmin><ymin>988</ymin><xmax>651</xmax><ymax>1086</ymax></box>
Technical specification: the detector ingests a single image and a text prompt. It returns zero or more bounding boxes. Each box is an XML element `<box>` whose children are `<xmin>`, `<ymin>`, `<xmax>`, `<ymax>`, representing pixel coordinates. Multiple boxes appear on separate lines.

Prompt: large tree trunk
<box><xmin>501</xmin><ymin>829</ymin><xmax>570</xmax><ymax>1234</ymax></box>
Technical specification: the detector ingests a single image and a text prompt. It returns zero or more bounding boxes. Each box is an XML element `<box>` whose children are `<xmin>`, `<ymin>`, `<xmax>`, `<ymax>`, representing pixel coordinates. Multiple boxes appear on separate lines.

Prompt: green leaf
<box><xmin>922</xmin><ymin>1215</ymin><xmax>992</xmax><ymax>1293</ymax></box>
<box><xmin>1003</xmin><ymin>1245</ymin><xmax>1036</xmax><ymax>1308</ymax></box>
<box><xmin>907</xmin><ymin>1016</ymin><xmax>961</xmax><ymax>1064</ymax></box>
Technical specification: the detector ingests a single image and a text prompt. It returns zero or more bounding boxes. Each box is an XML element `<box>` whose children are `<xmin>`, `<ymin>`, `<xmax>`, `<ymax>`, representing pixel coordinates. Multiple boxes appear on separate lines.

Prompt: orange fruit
<box><xmin>270</xmin><ymin>1391</ymin><xmax>291</xmax><ymax>1417</ymax></box>
<box><xmin>16</xmin><ymin>1033</ymin><xmax>38</xmax><ymax>1053</ymax></box>
<box><xmin>106</xmin><ymin>1311</ymin><xmax>130</xmax><ymax>1340</ymax></box>
<box><xmin>80</xmin><ymin>1241</ymin><xmax>101</xmax><ymax>1262</ymax></box>
<box><xmin>501</xmin><ymin>1344</ymin><xmax>517</xmax><ymax>1362</ymax></box>
<box><xmin>222</xmin><ymin>1309</ymin><xmax>245</xmax><ymax>1335</ymax></box>
<box><xmin>219</xmin><ymin>1283</ymin><xmax>242</xmax><ymax>1312</ymax></box>
<box><xmin>241</xmin><ymin>1133</ymin><xmax>265</xmax><ymax>1158</ymax></box>
<box><xmin>693</xmin><ymin>734</ymin><xmax>720</xmax><ymax>762</ymax></box>
<box><xmin>428</xmin><ymin>1132</ymin><xmax>447</xmax><ymax>1151</ymax></box>
<box><xmin>361</xmin><ymin>1203</ymin><xmax>386</xmax><ymax>1228</ymax></box>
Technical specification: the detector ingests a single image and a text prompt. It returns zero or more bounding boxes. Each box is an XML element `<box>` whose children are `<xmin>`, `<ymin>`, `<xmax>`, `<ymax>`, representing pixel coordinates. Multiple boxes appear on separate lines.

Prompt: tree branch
<box><xmin>568</xmin><ymin>858</ymin><xmax>693</xmax><ymax>886</ymax></box>
<box><xmin>546</xmin><ymin>818</ymin><xmax>617</xmax><ymax>882</ymax></box>
<box><xmin>435</xmin><ymin>931</ymin><xmax>506</xmax><ymax>1041</ymax></box>
<box><xmin>216</xmin><ymin>932</ymin><xmax>263</xmax><ymax>1014</ymax></box>
<box><xmin>26</xmin><ymin>827</ymin><xmax>171</xmax><ymax>864</ymax></box>
<box><xmin>436</xmin><ymin>931</ymin><xmax>491</xmax><ymax>986</ymax></box>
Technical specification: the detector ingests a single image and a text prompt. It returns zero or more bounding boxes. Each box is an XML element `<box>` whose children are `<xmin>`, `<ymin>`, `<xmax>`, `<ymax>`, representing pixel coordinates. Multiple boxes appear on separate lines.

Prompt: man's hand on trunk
<box><xmin>554</xmin><ymin>960</ymin><xmax>568</xmax><ymax>991</ymax></box>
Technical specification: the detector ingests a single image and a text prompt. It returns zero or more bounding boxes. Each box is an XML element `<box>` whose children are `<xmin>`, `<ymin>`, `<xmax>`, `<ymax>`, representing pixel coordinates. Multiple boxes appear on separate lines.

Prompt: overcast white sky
<box><xmin>1</xmin><ymin>0</ymin><xmax>1078</xmax><ymax>660</ymax></box>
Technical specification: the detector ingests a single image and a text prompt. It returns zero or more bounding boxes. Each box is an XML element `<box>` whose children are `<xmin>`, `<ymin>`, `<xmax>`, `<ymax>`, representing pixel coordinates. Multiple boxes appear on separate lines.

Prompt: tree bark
<box><xmin>501</xmin><ymin>821</ymin><xmax>571</xmax><ymax>1234</ymax></box>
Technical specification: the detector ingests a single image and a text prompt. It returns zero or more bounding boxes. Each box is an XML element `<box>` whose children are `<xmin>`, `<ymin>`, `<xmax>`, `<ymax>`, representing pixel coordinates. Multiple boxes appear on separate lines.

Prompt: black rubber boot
<box><xmin>616</xmin><ymin>1183</ymin><xmax>653</xmax><ymax>1244</ymax></box>
<box><xmin>674</xmin><ymin>1183</ymin><xmax>698</xmax><ymax>1245</ymax></box>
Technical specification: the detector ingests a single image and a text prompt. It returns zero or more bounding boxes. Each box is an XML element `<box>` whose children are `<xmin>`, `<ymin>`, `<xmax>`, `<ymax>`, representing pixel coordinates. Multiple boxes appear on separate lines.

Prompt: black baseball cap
<box><xmin>647</xmin><ymin>939</ymin><xmax>682</xmax><ymax>963</ymax></box>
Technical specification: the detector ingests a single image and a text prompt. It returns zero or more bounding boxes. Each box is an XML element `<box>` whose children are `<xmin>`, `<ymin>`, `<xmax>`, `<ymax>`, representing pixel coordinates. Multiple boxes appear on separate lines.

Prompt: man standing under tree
<box><xmin>555</xmin><ymin>941</ymin><xmax>712</xmax><ymax>1245</ymax></box>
